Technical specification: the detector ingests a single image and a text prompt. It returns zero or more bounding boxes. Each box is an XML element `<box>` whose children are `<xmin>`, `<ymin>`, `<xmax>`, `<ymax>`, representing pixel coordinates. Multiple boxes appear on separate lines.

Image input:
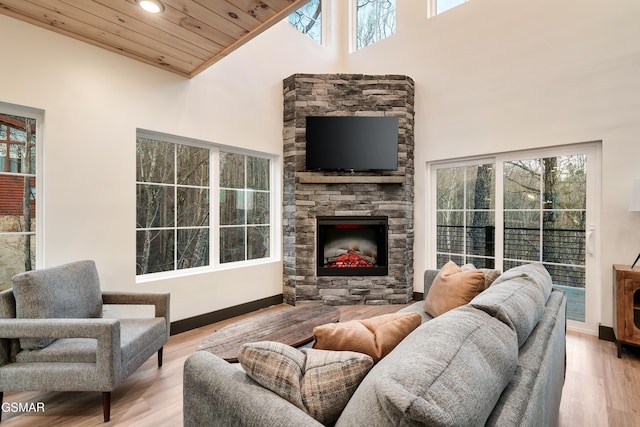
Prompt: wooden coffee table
<box><xmin>196</xmin><ymin>304</ymin><xmax>341</xmax><ymax>362</ymax></box>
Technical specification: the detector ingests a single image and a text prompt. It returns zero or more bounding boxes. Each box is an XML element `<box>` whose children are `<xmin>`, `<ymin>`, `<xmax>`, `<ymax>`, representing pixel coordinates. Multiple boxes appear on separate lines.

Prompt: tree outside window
<box><xmin>289</xmin><ymin>0</ymin><xmax>322</xmax><ymax>44</ymax></box>
<box><xmin>136</xmin><ymin>138</ymin><xmax>210</xmax><ymax>275</ymax></box>
<box><xmin>220</xmin><ymin>152</ymin><xmax>270</xmax><ymax>264</ymax></box>
<box><xmin>434</xmin><ymin>153</ymin><xmax>589</xmax><ymax>322</ymax></box>
<box><xmin>503</xmin><ymin>155</ymin><xmax>587</xmax><ymax>293</ymax></box>
<box><xmin>136</xmin><ymin>135</ymin><xmax>273</xmax><ymax>276</ymax></box>
<box><xmin>355</xmin><ymin>0</ymin><xmax>396</xmax><ymax>50</ymax></box>
<box><xmin>436</xmin><ymin>163</ymin><xmax>496</xmax><ymax>269</ymax></box>
<box><xmin>0</xmin><ymin>113</ymin><xmax>37</xmax><ymax>290</ymax></box>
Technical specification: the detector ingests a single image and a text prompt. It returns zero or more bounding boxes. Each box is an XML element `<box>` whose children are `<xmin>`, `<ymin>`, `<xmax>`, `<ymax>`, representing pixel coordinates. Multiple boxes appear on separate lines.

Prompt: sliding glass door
<box><xmin>431</xmin><ymin>143</ymin><xmax>601</xmax><ymax>333</ymax></box>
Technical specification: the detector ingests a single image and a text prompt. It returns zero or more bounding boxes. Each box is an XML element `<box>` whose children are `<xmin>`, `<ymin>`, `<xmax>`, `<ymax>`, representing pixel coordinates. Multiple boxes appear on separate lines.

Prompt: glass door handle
<box><xmin>586</xmin><ymin>225</ymin><xmax>595</xmax><ymax>255</ymax></box>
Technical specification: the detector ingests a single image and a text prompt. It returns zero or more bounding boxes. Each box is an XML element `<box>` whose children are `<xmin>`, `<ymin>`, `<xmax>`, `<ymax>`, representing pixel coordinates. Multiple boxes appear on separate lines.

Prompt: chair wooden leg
<box><xmin>102</xmin><ymin>392</ymin><xmax>111</xmax><ymax>422</ymax></box>
<box><xmin>158</xmin><ymin>347</ymin><xmax>163</xmax><ymax>368</ymax></box>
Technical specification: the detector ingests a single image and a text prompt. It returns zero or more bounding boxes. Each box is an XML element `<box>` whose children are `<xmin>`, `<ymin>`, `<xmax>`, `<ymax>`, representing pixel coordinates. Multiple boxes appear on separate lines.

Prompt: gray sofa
<box><xmin>183</xmin><ymin>263</ymin><xmax>566</xmax><ymax>426</ymax></box>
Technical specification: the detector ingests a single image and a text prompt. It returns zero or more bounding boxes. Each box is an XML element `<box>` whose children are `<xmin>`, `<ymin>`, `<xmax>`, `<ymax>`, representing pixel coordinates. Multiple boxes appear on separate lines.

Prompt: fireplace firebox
<box><xmin>316</xmin><ymin>216</ymin><xmax>388</xmax><ymax>276</ymax></box>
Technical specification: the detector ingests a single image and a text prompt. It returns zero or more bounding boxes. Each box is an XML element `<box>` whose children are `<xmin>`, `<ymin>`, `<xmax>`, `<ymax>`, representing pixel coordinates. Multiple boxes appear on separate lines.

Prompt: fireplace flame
<box><xmin>324</xmin><ymin>238</ymin><xmax>377</xmax><ymax>267</ymax></box>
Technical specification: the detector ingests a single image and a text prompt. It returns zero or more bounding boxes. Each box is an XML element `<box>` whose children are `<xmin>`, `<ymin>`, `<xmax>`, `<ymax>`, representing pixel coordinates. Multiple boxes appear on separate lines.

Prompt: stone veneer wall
<box><xmin>282</xmin><ymin>74</ymin><xmax>415</xmax><ymax>305</ymax></box>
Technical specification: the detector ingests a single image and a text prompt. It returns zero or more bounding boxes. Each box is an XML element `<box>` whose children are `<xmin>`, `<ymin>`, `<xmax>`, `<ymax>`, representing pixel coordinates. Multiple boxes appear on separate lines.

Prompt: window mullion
<box><xmin>269</xmin><ymin>158</ymin><xmax>276</xmax><ymax>259</ymax></box>
<box><xmin>174</xmin><ymin>145</ymin><xmax>179</xmax><ymax>271</ymax></box>
<box><xmin>211</xmin><ymin>147</ymin><xmax>219</xmax><ymax>268</ymax></box>
<box><xmin>494</xmin><ymin>158</ymin><xmax>505</xmax><ymax>272</ymax></box>
<box><xmin>462</xmin><ymin>167</ymin><xmax>468</xmax><ymax>265</ymax></box>
<box><xmin>428</xmin><ymin>0</ymin><xmax>436</xmax><ymax>17</ymax></box>
<box><xmin>539</xmin><ymin>159</ymin><xmax>544</xmax><ymax>264</ymax></box>
<box><xmin>244</xmin><ymin>156</ymin><xmax>249</xmax><ymax>262</ymax></box>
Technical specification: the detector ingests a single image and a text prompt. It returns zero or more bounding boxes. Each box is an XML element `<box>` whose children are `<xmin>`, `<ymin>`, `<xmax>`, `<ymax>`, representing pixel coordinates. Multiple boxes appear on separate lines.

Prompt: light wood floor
<box><xmin>2</xmin><ymin>304</ymin><xmax>640</xmax><ymax>426</ymax></box>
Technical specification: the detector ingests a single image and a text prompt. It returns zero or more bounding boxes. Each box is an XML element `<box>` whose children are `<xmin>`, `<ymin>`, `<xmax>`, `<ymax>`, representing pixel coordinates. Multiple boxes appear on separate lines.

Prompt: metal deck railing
<box><xmin>436</xmin><ymin>224</ymin><xmax>586</xmax><ymax>321</ymax></box>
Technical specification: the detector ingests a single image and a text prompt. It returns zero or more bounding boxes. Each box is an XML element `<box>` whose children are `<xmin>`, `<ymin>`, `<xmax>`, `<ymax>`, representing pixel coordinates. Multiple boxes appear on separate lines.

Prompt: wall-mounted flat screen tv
<box><xmin>305</xmin><ymin>116</ymin><xmax>399</xmax><ymax>172</ymax></box>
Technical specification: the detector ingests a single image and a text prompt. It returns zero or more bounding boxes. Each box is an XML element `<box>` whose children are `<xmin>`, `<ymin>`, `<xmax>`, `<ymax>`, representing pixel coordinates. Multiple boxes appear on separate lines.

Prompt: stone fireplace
<box><xmin>283</xmin><ymin>74</ymin><xmax>415</xmax><ymax>305</ymax></box>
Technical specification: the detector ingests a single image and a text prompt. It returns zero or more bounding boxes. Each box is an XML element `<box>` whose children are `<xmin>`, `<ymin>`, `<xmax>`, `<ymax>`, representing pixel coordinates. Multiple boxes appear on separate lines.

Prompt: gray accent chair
<box><xmin>0</xmin><ymin>260</ymin><xmax>170</xmax><ymax>422</ymax></box>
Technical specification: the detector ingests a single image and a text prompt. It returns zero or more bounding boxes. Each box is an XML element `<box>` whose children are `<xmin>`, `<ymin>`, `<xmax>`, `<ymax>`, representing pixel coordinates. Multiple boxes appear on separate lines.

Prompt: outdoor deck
<box><xmin>553</xmin><ymin>284</ymin><xmax>585</xmax><ymax>322</ymax></box>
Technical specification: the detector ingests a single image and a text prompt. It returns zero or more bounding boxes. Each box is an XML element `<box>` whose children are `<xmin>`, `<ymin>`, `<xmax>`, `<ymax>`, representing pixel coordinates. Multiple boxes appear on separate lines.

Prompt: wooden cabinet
<box><xmin>613</xmin><ymin>265</ymin><xmax>640</xmax><ymax>357</ymax></box>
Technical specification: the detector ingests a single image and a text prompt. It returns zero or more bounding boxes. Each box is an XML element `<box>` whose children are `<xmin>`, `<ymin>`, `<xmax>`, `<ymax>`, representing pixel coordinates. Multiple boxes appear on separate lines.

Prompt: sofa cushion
<box><xmin>12</xmin><ymin>260</ymin><xmax>103</xmax><ymax>350</ymax></box>
<box><xmin>485</xmin><ymin>289</ymin><xmax>567</xmax><ymax>426</ymax></box>
<box><xmin>14</xmin><ymin>318</ymin><xmax>167</xmax><ymax>364</ymax></box>
<box><xmin>312</xmin><ymin>312</ymin><xmax>421</xmax><ymax>362</ymax></box>
<box><xmin>0</xmin><ymin>289</ymin><xmax>19</xmax><ymax>366</ymax></box>
<box><xmin>424</xmin><ymin>261</ymin><xmax>485</xmax><ymax>317</ymax></box>
<box><xmin>397</xmin><ymin>301</ymin><xmax>434</xmax><ymax>323</ymax></box>
<box><xmin>335</xmin><ymin>306</ymin><xmax>518</xmax><ymax>427</ymax></box>
<box><xmin>239</xmin><ymin>341</ymin><xmax>373</xmax><ymax>426</ymax></box>
<box><xmin>16</xmin><ymin>338</ymin><xmax>97</xmax><ymax>363</ymax></box>
<box><xmin>470</xmin><ymin>263</ymin><xmax>552</xmax><ymax>347</ymax></box>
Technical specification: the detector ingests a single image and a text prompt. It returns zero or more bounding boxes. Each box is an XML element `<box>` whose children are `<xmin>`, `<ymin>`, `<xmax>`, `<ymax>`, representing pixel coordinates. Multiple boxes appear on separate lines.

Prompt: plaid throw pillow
<box><xmin>239</xmin><ymin>341</ymin><xmax>373</xmax><ymax>425</ymax></box>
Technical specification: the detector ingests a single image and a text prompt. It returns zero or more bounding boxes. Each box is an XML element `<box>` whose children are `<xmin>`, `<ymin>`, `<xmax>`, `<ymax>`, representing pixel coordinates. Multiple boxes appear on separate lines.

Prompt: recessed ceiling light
<box><xmin>136</xmin><ymin>0</ymin><xmax>165</xmax><ymax>14</ymax></box>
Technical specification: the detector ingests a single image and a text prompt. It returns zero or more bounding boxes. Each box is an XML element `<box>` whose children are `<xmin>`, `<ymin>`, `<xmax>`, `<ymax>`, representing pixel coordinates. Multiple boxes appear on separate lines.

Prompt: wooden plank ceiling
<box><xmin>0</xmin><ymin>0</ymin><xmax>310</xmax><ymax>78</ymax></box>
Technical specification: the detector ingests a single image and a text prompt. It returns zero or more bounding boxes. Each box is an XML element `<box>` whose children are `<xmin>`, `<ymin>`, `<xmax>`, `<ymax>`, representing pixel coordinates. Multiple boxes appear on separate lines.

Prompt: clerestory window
<box><xmin>288</xmin><ymin>0</ymin><xmax>322</xmax><ymax>44</ymax></box>
<box><xmin>354</xmin><ymin>0</ymin><xmax>396</xmax><ymax>50</ymax></box>
<box><xmin>429</xmin><ymin>0</ymin><xmax>469</xmax><ymax>17</ymax></box>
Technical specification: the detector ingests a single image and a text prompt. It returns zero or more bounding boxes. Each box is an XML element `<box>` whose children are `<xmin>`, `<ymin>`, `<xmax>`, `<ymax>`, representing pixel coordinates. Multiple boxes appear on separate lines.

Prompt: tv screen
<box><xmin>305</xmin><ymin>116</ymin><xmax>399</xmax><ymax>171</ymax></box>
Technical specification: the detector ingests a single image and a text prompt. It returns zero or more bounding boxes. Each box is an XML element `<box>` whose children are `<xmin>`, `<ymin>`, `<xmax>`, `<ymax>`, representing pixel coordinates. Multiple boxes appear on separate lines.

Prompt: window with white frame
<box><xmin>436</xmin><ymin>162</ymin><xmax>496</xmax><ymax>268</ymax></box>
<box><xmin>289</xmin><ymin>0</ymin><xmax>322</xmax><ymax>44</ymax></box>
<box><xmin>136</xmin><ymin>132</ymin><xmax>275</xmax><ymax>276</ymax></box>
<box><xmin>355</xmin><ymin>0</ymin><xmax>396</xmax><ymax>50</ymax></box>
<box><xmin>430</xmin><ymin>143</ymin><xmax>601</xmax><ymax>328</ymax></box>
<box><xmin>219</xmin><ymin>152</ymin><xmax>271</xmax><ymax>263</ymax></box>
<box><xmin>0</xmin><ymin>105</ymin><xmax>40</xmax><ymax>290</ymax></box>
<box><xmin>429</xmin><ymin>0</ymin><xmax>468</xmax><ymax>17</ymax></box>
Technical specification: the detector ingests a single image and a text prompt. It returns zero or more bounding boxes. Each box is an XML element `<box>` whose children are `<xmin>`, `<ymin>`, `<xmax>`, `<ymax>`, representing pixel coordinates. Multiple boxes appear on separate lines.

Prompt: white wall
<box><xmin>0</xmin><ymin>13</ymin><xmax>338</xmax><ymax>321</ymax></box>
<box><xmin>3</xmin><ymin>0</ymin><xmax>640</xmax><ymax>329</ymax></box>
<box><xmin>340</xmin><ymin>0</ymin><xmax>640</xmax><ymax>330</ymax></box>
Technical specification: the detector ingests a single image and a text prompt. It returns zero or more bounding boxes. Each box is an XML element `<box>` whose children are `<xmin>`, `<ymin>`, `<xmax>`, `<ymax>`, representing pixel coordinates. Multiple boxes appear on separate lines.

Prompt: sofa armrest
<box><xmin>183</xmin><ymin>351</ymin><xmax>322</xmax><ymax>427</ymax></box>
<box><xmin>102</xmin><ymin>291</ymin><xmax>170</xmax><ymax>336</ymax></box>
<box><xmin>0</xmin><ymin>318</ymin><xmax>121</xmax><ymax>376</ymax></box>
